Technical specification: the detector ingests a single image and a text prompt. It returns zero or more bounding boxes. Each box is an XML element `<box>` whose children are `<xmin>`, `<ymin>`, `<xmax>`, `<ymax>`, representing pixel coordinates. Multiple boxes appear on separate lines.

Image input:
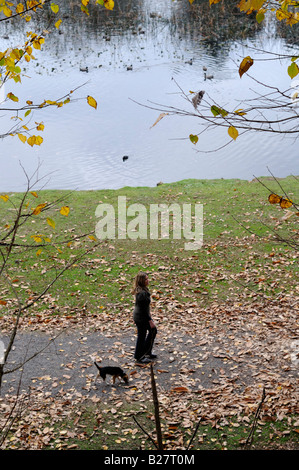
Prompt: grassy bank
<box><xmin>1</xmin><ymin>176</ymin><xmax>297</xmax><ymax>320</ymax></box>
<box><xmin>52</xmin><ymin>400</ymin><xmax>298</xmax><ymax>451</ymax></box>
<box><xmin>0</xmin><ymin>176</ymin><xmax>298</xmax><ymax>450</ymax></box>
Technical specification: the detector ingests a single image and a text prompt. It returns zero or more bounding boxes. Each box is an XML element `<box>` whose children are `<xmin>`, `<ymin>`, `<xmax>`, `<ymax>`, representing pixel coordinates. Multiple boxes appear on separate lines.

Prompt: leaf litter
<box><xmin>0</xmin><ymin>286</ymin><xmax>298</xmax><ymax>449</ymax></box>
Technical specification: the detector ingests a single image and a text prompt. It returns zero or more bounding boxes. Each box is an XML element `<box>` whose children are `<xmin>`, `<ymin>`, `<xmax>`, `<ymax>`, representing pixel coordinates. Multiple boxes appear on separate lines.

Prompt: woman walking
<box><xmin>132</xmin><ymin>272</ymin><xmax>157</xmax><ymax>364</ymax></box>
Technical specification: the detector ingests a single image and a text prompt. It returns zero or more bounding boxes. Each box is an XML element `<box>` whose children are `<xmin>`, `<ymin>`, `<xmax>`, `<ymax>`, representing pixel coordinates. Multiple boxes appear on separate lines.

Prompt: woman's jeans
<box><xmin>134</xmin><ymin>321</ymin><xmax>157</xmax><ymax>360</ymax></box>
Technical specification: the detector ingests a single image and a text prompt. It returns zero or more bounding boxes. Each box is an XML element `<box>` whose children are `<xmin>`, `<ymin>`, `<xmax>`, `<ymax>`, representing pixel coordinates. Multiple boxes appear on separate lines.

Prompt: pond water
<box><xmin>0</xmin><ymin>0</ymin><xmax>298</xmax><ymax>192</ymax></box>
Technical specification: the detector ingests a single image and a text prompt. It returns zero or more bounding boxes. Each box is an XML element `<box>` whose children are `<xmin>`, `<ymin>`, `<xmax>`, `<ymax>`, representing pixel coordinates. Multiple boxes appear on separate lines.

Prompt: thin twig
<box><xmin>245</xmin><ymin>387</ymin><xmax>266</xmax><ymax>449</ymax></box>
<box><xmin>186</xmin><ymin>418</ymin><xmax>202</xmax><ymax>450</ymax></box>
<box><xmin>132</xmin><ymin>416</ymin><xmax>158</xmax><ymax>450</ymax></box>
<box><xmin>150</xmin><ymin>363</ymin><xmax>164</xmax><ymax>450</ymax></box>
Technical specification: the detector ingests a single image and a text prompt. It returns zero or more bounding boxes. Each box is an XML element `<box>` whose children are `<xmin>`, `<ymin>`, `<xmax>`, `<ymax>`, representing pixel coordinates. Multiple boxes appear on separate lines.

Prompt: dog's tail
<box><xmin>94</xmin><ymin>361</ymin><xmax>101</xmax><ymax>372</ymax></box>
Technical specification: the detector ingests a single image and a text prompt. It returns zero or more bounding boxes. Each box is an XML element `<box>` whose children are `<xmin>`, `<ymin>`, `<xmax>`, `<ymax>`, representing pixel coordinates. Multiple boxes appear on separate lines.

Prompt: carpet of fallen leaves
<box><xmin>1</xmin><ymin>289</ymin><xmax>298</xmax><ymax>449</ymax></box>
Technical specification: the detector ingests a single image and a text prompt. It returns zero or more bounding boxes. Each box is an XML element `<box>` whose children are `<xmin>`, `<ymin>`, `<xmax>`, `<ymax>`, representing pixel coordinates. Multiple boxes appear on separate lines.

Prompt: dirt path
<box><xmin>1</xmin><ymin>323</ymin><xmax>298</xmax><ymax>399</ymax></box>
<box><xmin>1</xmin><ymin>308</ymin><xmax>298</xmax><ymax>451</ymax></box>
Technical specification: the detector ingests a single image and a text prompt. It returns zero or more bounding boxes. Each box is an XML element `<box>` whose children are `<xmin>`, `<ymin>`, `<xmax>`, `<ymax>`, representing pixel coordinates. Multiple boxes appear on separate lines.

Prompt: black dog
<box><xmin>94</xmin><ymin>362</ymin><xmax>129</xmax><ymax>384</ymax></box>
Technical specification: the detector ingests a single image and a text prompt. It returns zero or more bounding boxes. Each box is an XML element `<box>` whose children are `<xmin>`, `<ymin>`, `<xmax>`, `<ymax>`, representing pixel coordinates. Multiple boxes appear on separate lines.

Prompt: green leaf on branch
<box><xmin>7</xmin><ymin>92</ymin><xmax>19</xmax><ymax>102</ymax></box>
<box><xmin>288</xmin><ymin>62</ymin><xmax>299</xmax><ymax>79</ymax></box>
<box><xmin>211</xmin><ymin>105</ymin><xmax>228</xmax><ymax>117</ymax></box>
<box><xmin>31</xmin><ymin>234</ymin><xmax>43</xmax><ymax>243</ymax></box>
<box><xmin>189</xmin><ymin>134</ymin><xmax>198</xmax><ymax>144</ymax></box>
<box><xmin>47</xmin><ymin>218</ymin><xmax>56</xmax><ymax>229</ymax></box>
<box><xmin>256</xmin><ymin>11</ymin><xmax>265</xmax><ymax>23</ymax></box>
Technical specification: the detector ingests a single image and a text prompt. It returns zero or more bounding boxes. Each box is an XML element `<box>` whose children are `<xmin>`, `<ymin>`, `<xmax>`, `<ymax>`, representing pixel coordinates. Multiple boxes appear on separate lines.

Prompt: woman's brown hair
<box><xmin>132</xmin><ymin>272</ymin><xmax>148</xmax><ymax>295</ymax></box>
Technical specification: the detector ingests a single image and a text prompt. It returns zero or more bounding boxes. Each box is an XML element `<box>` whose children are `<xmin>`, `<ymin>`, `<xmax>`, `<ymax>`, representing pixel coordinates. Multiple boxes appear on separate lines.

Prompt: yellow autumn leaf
<box><xmin>268</xmin><ymin>193</ymin><xmax>281</xmax><ymax>204</ymax></box>
<box><xmin>171</xmin><ymin>386</ymin><xmax>190</xmax><ymax>393</ymax></box>
<box><xmin>239</xmin><ymin>56</ymin><xmax>254</xmax><ymax>78</ymax></box>
<box><xmin>50</xmin><ymin>3</ymin><xmax>59</xmax><ymax>14</ymax></box>
<box><xmin>238</xmin><ymin>0</ymin><xmax>265</xmax><ymax>11</ymax></box>
<box><xmin>32</xmin><ymin>37</ymin><xmax>45</xmax><ymax>50</ymax></box>
<box><xmin>0</xmin><ymin>194</ymin><xmax>9</xmax><ymax>202</ymax></box>
<box><xmin>234</xmin><ymin>108</ymin><xmax>247</xmax><ymax>116</ymax></box>
<box><xmin>16</xmin><ymin>3</ymin><xmax>24</xmax><ymax>14</ymax></box>
<box><xmin>60</xmin><ymin>206</ymin><xmax>70</xmax><ymax>216</ymax></box>
<box><xmin>18</xmin><ymin>133</ymin><xmax>27</xmax><ymax>143</ymax></box>
<box><xmin>276</xmin><ymin>9</ymin><xmax>289</xmax><ymax>22</ymax></box>
<box><xmin>55</xmin><ymin>19</ymin><xmax>62</xmax><ymax>29</ymax></box>
<box><xmin>189</xmin><ymin>134</ymin><xmax>199</xmax><ymax>144</ymax></box>
<box><xmin>46</xmin><ymin>217</ymin><xmax>56</xmax><ymax>229</ymax></box>
<box><xmin>32</xmin><ymin>203</ymin><xmax>47</xmax><ymax>215</ymax></box>
<box><xmin>27</xmin><ymin>135</ymin><xmax>43</xmax><ymax>146</ymax></box>
<box><xmin>36</xmin><ymin>122</ymin><xmax>45</xmax><ymax>131</ymax></box>
<box><xmin>36</xmin><ymin>249</ymin><xmax>42</xmax><ymax>256</ymax></box>
<box><xmin>7</xmin><ymin>92</ymin><xmax>19</xmax><ymax>102</ymax></box>
<box><xmin>104</xmin><ymin>0</ymin><xmax>114</xmax><ymax>10</ymax></box>
<box><xmin>31</xmin><ymin>234</ymin><xmax>43</xmax><ymax>243</ymax></box>
<box><xmin>280</xmin><ymin>198</ymin><xmax>293</xmax><ymax>209</ymax></box>
<box><xmin>88</xmin><ymin>235</ymin><xmax>97</xmax><ymax>241</ymax></box>
<box><xmin>87</xmin><ymin>95</ymin><xmax>97</xmax><ymax>109</ymax></box>
<box><xmin>252</xmin><ymin>0</ymin><xmax>265</xmax><ymax>9</ymax></box>
<box><xmin>3</xmin><ymin>6</ymin><xmax>12</xmax><ymax>17</ymax></box>
<box><xmin>30</xmin><ymin>191</ymin><xmax>38</xmax><ymax>198</ymax></box>
<box><xmin>228</xmin><ymin>125</ymin><xmax>239</xmax><ymax>140</ymax></box>
<box><xmin>81</xmin><ymin>3</ymin><xmax>89</xmax><ymax>15</ymax></box>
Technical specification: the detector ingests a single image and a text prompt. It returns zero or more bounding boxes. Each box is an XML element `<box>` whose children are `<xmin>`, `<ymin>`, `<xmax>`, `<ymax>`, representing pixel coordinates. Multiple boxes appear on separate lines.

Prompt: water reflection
<box><xmin>0</xmin><ymin>0</ymin><xmax>298</xmax><ymax>191</ymax></box>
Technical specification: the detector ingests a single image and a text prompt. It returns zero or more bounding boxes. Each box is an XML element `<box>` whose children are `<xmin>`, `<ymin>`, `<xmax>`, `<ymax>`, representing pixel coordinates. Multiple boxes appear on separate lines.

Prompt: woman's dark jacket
<box><xmin>133</xmin><ymin>288</ymin><xmax>151</xmax><ymax>324</ymax></box>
